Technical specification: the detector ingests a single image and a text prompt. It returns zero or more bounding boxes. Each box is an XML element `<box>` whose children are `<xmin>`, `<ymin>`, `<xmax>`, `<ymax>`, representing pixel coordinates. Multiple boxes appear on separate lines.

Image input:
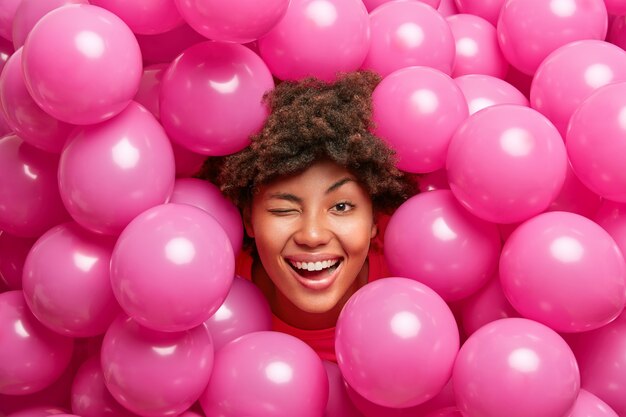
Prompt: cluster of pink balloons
<box><xmin>2</xmin><ymin>0</ymin><xmax>626</xmax><ymax>416</ymax></box>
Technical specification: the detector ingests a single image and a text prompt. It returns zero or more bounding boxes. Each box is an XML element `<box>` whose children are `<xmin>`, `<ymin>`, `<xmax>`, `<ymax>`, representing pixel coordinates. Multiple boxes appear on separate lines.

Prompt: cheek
<box><xmin>333</xmin><ymin>217</ymin><xmax>375</xmax><ymax>254</ymax></box>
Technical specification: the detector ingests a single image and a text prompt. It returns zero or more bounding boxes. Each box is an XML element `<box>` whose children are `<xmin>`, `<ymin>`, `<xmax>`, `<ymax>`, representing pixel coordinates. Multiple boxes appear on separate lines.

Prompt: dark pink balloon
<box><xmin>604</xmin><ymin>0</ymin><xmax>626</xmax><ymax>15</ymax></box>
<box><xmin>453</xmin><ymin>0</ymin><xmax>505</xmax><ymax>26</ymax></box>
<box><xmin>0</xmin><ymin>0</ymin><xmax>21</xmax><ymax>41</ymax></box>
<box><xmin>0</xmin><ymin>33</ymin><xmax>14</xmax><ymax>73</ymax></box>
<box><xmin>0</xmin><ymin>231</ymin><xmax>35</xmax><ymax>289</ymax></box>
<box><xmin>0</xmin><ymin>135</ymin><xmax>70</xmax><ymax>238</ymax></box>
<box><xmin>89</xmin><ymin>0</ymin><xmax>184</xmax><ymax>35</ymax></box>
<box><xmin>322</xmin><ymin>360</ymin><xmax>363</xmax><ymax>417</ymax></box>
<box><xmin>362</xmin><ymin>0</ymin><xmax>442</xmax><ymax>12</ymax></box>
<box><xmin>438</xmin><ymin>0</ymin><xmax>458</xmax><ymax>16</ymax></box>
<box><xmin>0</xmin><ymin>291</ymin><xmax>74</xmax><ymax>395</ymax></box>
<box><xmin>607</xmin><ymin>15</ymin><xmax>626</xmax><ymax>51</ymax></box>
<box><xmin>546</xmin><ymin>162</ymin><xmax>602</xmax><ymax>219</ymax></box>
<box><xmin>454</xmin><ymin>74</ymin><xmax>528</xmax><ymax>115</ymax></box>
<box><xmin>594</xmin><ymin>200</ymin><xmax>626</xmax><ymax>264</ymax></box>
<box><xmin>200</xmin><ymin>331</ymin><xmax>328</xmax><ymax>417</ymax></box>
<box><xmin>417</xmin><ymin>169</ymin><xmax>450</xmax><ymax>192</ymax></box>
<box><xmin>6</xmin><ymin>407</ymin><xmax>69</xmax><ymax>417</ymax></box>
<box><xmin>135</xmin><ymin>24</ymin><xmax>206</xmax><ymax>66</ymax></box>
<box><xmin>424</xmin><ymin>407</ymin><xmax>462</xmax><ymax>417</ymax></box>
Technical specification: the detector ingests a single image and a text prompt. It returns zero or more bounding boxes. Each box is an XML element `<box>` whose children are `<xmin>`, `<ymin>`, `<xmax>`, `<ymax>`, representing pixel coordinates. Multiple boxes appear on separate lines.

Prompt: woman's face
<box><xmin>247</xmin><ymin>160</ymin><xmax>377</xmax><ymax>314</ymax></box>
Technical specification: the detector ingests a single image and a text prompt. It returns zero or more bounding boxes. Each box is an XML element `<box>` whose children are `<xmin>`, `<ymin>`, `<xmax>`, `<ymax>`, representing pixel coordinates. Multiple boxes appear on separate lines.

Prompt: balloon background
<box><xmin>1</xmin><ymin>0</ymin><xmax>626</xmax><ymax>416</ymax></box>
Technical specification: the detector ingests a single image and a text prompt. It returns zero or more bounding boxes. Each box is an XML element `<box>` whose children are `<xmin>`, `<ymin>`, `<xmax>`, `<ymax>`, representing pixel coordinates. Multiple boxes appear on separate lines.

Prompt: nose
<box><xmin>293</xmin><ymin>211</ymin><xmax>332</xmax><ymax>248</ymax></box>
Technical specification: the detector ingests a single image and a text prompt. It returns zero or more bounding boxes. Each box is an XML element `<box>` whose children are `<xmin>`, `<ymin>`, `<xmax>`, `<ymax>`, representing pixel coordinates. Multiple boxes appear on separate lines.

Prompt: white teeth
<box><xmin>292</xmin><ymin>259</ymin><xmax>339</xmax><ymax>271</ymax></box>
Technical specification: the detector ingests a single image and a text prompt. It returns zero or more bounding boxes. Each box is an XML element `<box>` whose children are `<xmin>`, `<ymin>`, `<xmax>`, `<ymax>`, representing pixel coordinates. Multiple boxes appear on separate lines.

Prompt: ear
<box><xmin>243</xmin><ymin>205</ymin><xmax>255</xmax><ymax>238</ymax></box>
<box><xmin>370</xmin><ymin>220</ymin><xmax>378</xmax><ymax>239</ymax></box>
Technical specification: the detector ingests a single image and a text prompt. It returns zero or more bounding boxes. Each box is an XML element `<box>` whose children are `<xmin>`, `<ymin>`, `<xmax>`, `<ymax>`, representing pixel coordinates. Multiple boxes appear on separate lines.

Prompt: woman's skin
<box><xmin>245</xmin><ymin>159</ymin><xmax>378</xmax><ymax>330</ymax></box>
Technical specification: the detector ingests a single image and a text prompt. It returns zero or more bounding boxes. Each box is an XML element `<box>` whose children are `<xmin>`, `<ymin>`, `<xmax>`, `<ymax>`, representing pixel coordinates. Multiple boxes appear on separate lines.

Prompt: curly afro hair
<box><xmin>198</xmin><ymin>71</ymin><xmax>417</xmax><ymax>219</ymax></box>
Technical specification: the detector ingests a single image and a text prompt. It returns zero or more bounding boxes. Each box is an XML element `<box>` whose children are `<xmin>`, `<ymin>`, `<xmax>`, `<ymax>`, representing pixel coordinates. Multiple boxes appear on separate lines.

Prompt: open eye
<box><xmin>332</xmin><ymin>202</ymin><xmax>355</xmax><ymax>213</ymax></box>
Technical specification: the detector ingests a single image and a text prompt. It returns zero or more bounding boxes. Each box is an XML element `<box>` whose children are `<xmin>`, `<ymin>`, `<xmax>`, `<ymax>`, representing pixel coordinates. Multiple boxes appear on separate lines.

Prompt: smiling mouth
<box><xmin>287</xmin><ymin>258</ymin><xmax>342</xmax><ymax>280</ymax></box>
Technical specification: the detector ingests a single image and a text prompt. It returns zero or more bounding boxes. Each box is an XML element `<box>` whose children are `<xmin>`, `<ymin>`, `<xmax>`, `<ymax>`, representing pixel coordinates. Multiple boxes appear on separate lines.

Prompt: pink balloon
<box><xmin>454</xmin><ymin>318</ymin><xmax>580</xmax><ymax>417</ymax></box>
<box><xmin>500</xmin><ymin>211</ymin><xmax>626</xmax><ymax>333</ymax></box>
<box><xmin>322</xmin><ymin>360</ymin><xmax>363</xmax><ymax>417</ymax></box>
<box><xmin>459</xmin><ymin>273</ymin><xmax>519</xmax><ymax>336</ymax></box>
<box><xmin>604</xmin><ymin>0</ymin><xmax>626</xmax><ymax>15</ymax></box>
<box><xmin>110</xmin><ymin>203</ymin><xmax>235</xmax><ymax>332</ymax></box>
<box><xmin>101</xmin><ymin>316</ymin><xmax>213</xmax><ymax>417</ymax></box>
<box><xmin>89</xmin><ymin>0</ymin><xmax>183</xmax><ymax>35</ymax></box>
<box><xmin>0</xmin><ymin>0</ymin><xmax>20</xmax><ymax>41</ymax></box>
<box><xmin>438</xmin><ymin>0</ymin><xmax>458</xmax><ymax>16</ymax></box>
<box><xmin>497</xmin><ymin>0</ymin><xmax>608</xmax><ymax>76</ymax></box>
<box><xmin>546</xmin><ymin>162</ymin><xmax>602</xmax><ymax>219</ymax></box>
<box><xmin>446</xmin><ymin>104</ymin><xmax>568</xmax><ymax>224</ymax></box>
<box><xmin>362</xmin><ymin>0</ymin><xmax>442</xmax><ymax>12</ymax></box>
<box><xmin>0</xmin><ymin>231</ymin><xmax>34</xmax><ymax>290</ymax></box>
<box><xmin>0</xmin><ymin>291</ymin><xmax>74</xmax><ymax>395</ymax></box>
<box><xmin>170</xmin><ymin>178</ymin><xmax>244</xmax><ymax>255</ymax></box>
<box><xmin>336</xmin><ymin>278</ymin><xmax>459</xmax><ymax>408</ymax></box>
<box><xmin>454</xmin><ymin>74</ymin><xmax>528</xmax><ymax>115</ymax></box>
<box><xmin>372</xmin><ymin>66</ymin><xmax>469</xmax><ymax>173</ymax></box>
<box><xmin>0</xmin><ymin>135</ymin><xmax>70</xmax><ymax>238</ymax></box>
<box><xmin>204</xmin><ymin>275</ymin><xmax>272</xmax><ymax>351</ymax></box>
<box><xmin>22</xmin><ymin>222</ymin><xmax>120</xmax><ymax>337</ymax></box>
<box><xmin>566</xmin><ymin>389</ymin><xmax>618</xmax><ymax>417</ymax></box>
<box><xmin>531</xmin><ymin>40</ymin><xmax>626</xmax><ymax>137</ymax></box>
<box><xmin>199</xmin><ymin>331</ymin><xmax>328</xmax><ymax>417</ymax></box>
<box><xmin>417</xmin><ymin>169</ymin><xmax>450</xmax><ymax>192</ymax></box>
<box><xmin>593</xmin><ymin>200</ymin><xmax>626</xmax><ymax>266</ymax></box>
<box><xmin>453</xmin><ymin>0</ymin><xmax>505</xmax><ymax>26</ymax></box>
<box><xmin>424</xmin><ymin>408</ymin><xmax>462</xmax><ymax>417</ymax></box>
<box><xmin>58</xmin><ymin>101</ymin><xmax>175</xmax><ymax>236</ymax></box>
<box><xmin>11</xmin><ymin>0</ymin><xmax>88</xmax><ymax>49</ymax></box>
<box><xmin>0</xmin><ymin>48</ymin><xmax>73</xmax><ymax>153</ymax></box>
<box><xmin>567</xmin><ymin>81</ymin><xmax>626</xmax><ymax>202</ymax></box>
<box><xmin>446</xmin><ymin>14</ymin><xmax>507</xmax><ymax>78</ymax></box>
<box><xmin>362</xmin><ymin>1</ymin><xmax>455</xmax><ymax>77</ymax></box>
<box><xmin>175</xmin><ymin>0</ymin><xmax>289</xmax><ymax>43</ymax></box>
<box><xmin>6</xmin><ymin>408</ymin><xmax>69</xmax><ymax>417</ymax></box>
<box><xmin>607</xmin><ymin>15</ymin><xmax>626</xmax><ymax>51</ymax></box>
<box><xmin>0</xmin><ymin>33</ymin><xmax>14</xmax><ymax>74</ymax></box>
<box><xmin>384</xmin><ymin>190</ymin><xmax>501</xmax><ymax>301</ymax></box>
<box><xmin>21</xmin><ymin>4</ymin><xmax>142</xmax><ymax>125</ymax></box>
<box><xmin>160</xmin><ymin>41</ymin><xmax>274</xmax><ymax>156</ymax></box>
<box><xmin>171</xmin><ymin>144</ymin><xmax>206</xmax><ymax>178</ymax></box>
<box><xmin>135</xmin><ymin>24</ymin><xmax>206</xmax><ymax>66</ymax></box>
<box><xmin>504</xmin><ymin>65</ymin><xmax>532</xmax><ymax>98</ymax></box>
<box><xmin>71</xmin><ymin>355</ymin><xmax>141</xmax><ymax>417</ymax></box>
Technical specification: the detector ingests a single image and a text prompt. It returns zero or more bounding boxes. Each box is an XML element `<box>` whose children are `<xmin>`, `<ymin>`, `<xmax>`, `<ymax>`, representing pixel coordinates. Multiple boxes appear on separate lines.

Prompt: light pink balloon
<box><xmin>0</xmin><ymin>48</ymin><xmax>73</xmax><ymax>153</ymax></box>
<box><xmin>459</xmin><ymin>273</ymin><xmax>519</xmax><ymax>336</ymax></box>
<box><xmin>497</xmin><ymin>0</ymin><xmax>608</xmax><ymax>76</ymax></box>
<box><xmin>204</xmin><ymin>275</ymin><xmax>271</xmax><ymax>351</ymax></box>
<box><xmin>170</xmin><ymin>178</ymin><xmax>243</xmax><ymax>255</ymax></box>
<box><xmin>531</xmin><ymin>40</ymin><xmax>626</xmax><ymax>137</ymax></box>
<box><xmin>11</xmin><ymin>0</ymin><xmax>88</xmax><ymax>49</ymax></box>
<box><xmin>22</xmin><ymin>222</ymin><xmax>121</xmax><ymax>337</ymax></box>
<box><xmin>21</xmin><ymin>4</ymin><xmax>143</xmax><ymax>125</ymax></box>
<box><xmin>89</xmin><ymin>0</ymin><xmax>183</xmax><ymax>35</ymax></box>
<box><xmin>500</xmin><ymin>211</ymin><xmax>626</xmax><ymax>333</ymax></box>
<box><xmin>362</xmin><ymin>1</ymin><xmax>455</xmax><ymax>77</ymax></box>
<box><xmin>594</xmin><ymin>200</ymin><xmax>626</xmax><ymax>259</ymax></box>
<box><xmin>257</xmin><ymin>0</ymin><xmax>370</xmax><ymax>81</ymax></box>
<box><xmin>454</xmin><ymin>74</ymin><xmax>528</xmax><ymax>115</ymax></box>
<box><xmin>546</xmin><ymin>162</ymin><xmax>602</xmax><ymax>219</ymax></box>
<box><xmin>446</xmin><ymin>104</ymin><xmax>568</xmax><ymax>224</ymax></box>
<box><xmin>135</xmin><ymin>24</ymin><xmax>206</xmax><ymax>66</ymax></box>
<box><xmin>71</xmin><ymin>355</ymin><xmax>141</xmax><ymax>417</ymax></box>
<box><xmin>110</xmin><ymin>203</ymin><xmax>235</xmax><ymax>332</ymax></box>
<box><xmin>0</xmin><ymin>231</ymin><xmax>34</xmax><ymax>290</ymax></box>
<box><xmin>0</xmin><ymin>135</ymin><xmax>70</xmax><ymax>238</ymax></box>
<box><xmin>0</xmin><ymin>291</ymin><xmax>74</xmax><ymax>395</ymax></box>
<box><xmin>384</xmin><ymin>190</ymin><xmax>501</xmax><ymax>301</ymax></box>
<box><xmin>160</xmin><ymin>41</ymin><xmax>274</xmax><ymax>155</ymax></box>
<box><xmin>200</xmin><ymin>331</ymin><xmax>328</xmax><ymax>417</ymax></box>
<box><xmin>101</xmin><ymin>316</ymin><xmax>213</xmax><ymax>417</ymax></box>
<box><xmin>454</xmin><ymin>318</ymin><xmax>580</xmax><ymax>417</ymax></box>
<box><xmin>175</xmin><ymin>0</ymin><xmax>289</xmax><ymax>43</ymax></box>
<box><xmin>58</xmin><ymin>101</ymin><xmax>175</xmax><ymax>236</ymax></box>
<box><xmin>447</xmin><ymin>14</ymin><xmax>507</xmax><ymax>78</ymax></box>
<box><xmin>567</xmin><ymin>81</ymin><xmax>626</xmax><ymax>202</ymax></box>
<box><xmin>336</xmin><ymin>278</ymin><xmax>459</xmax><ymax>408</ymax></box>
<box><xmin>417</xmin><ymin>169</ymin><xmax>450</xmax><ymax>192</ymax></box>
<box><xmin>0</xmin><ymin>0</ymin><xmax>21</xmax><ymax>41</ymax></box>
<box><xmin>566</xmin><ymin>389</ymin><xmax>618</xmax><ymax>417</ymax></box>
<box><xmin>453</xmin><ymin>0</ymin><xmax>505</xmax><ymax>26</ymax></box>
<box><xmin>323</xmin><ymin>360</ymin><xmax>363</xmax><ymax>417</ymax></box>
<box><xmin>372</xmin><ymin>66</ymin><xmax>469</xmax><ymax>173</ymax></box>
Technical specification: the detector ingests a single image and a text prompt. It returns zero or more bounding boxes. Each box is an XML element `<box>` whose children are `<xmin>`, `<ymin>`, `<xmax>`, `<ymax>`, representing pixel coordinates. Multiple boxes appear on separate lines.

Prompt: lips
<box><xmin>285</xmin><ymin>257</ymin><xmax>343</xmax><ymax>291</ymax></box>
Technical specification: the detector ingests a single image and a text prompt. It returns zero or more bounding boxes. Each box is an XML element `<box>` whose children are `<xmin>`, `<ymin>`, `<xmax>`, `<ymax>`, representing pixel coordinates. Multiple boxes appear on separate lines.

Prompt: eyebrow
<box><xmin>268</xmin><ymin>177</ymin><xmax>355</xmax><ymax>203</ymax></box>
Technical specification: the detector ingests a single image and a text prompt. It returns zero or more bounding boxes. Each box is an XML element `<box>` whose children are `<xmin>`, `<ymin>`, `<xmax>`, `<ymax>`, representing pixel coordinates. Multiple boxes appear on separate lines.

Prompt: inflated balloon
<box><xmin>200</xmin><ymin>331</ymin><xmax>328</xmax><ymax>417</ymax></box>
<box><xmin>170</xmin><ymin>178</ymin><xmax>244</xmax><ymax>255</ymax></box>
<box><xmin>323</xmin><ymin>360</ymin><xmax>363</xmax><ymax>417</ymax></box>
<box><xmin>424</xmin><ymin>408</ymin><xmax>462</xmax><ymax>417</ymax></box>
<box><xmin>438</xmin><ymin>0</ymin><xmax>458</xmax><ymax>16</ymax></box>
<box><xmin>608</xmin><ymin>15</ymin><xmax>626</xmax><ymax>51</ymax></box>
<box><xmin>0</xmin><ymin>48</ymin><xmax>73</xmax><ymax>153</ymax></box>
<box><xmin>101</xmin><ymin>316</ymin><xmax>213</xmax><ymax>417</ymax></box>
<box><xmin>454</xmin><ymin>318</ymin><xmax>580</xmax><ymax>417</ymax></box>
<box><xmin>453</xmin><ymin>0</ymin><xmax>504</xmax><ymax>26</ymax></box>
<box><xmin>21</xmin><ymin>4</ymin><xmax>142</xmax><ymax>125</ymax></box>
<box><xmin>0</xmin><ymin>231</ymin><xmax>34</xmax><ymax>290</ymax></box>
<box><xmin>257</xmin><ymin>0</ymin><xmax>370</xmax><ymax>81</ymax></box>
<box><xmin>372</xmin><ymin>66</ymin><xmax>469</xmax><ymax>173</ymax></box>
<box><xmin>5</xmin><ymin>408</ymin><xmax>69</xmax><ymax>417</ymax></box>
<box><xmin>204</xmin><ymin>275</ymin><xmax>272</xmax><ymax>351</ymax></box>
<box><xmin>160</xmin><ymin>41</ymin><xmax>274</xmax><ymax>155</ymax></box>
<box><xmin>417</xmin><ymin>169</ymin><xmax>450</xmax><ymax>192</ymax></box>
<box><xmin>0</xmin><ymin>0</ymin><xmax>20</xmax><ymax>41</ymax></box>
<box><xmin>500</xmin><ymin>211</ymin><xmax>626</xmax><ymax>333</ymax></box>
<box><xmin>71</xmin><ymin>355</ymin><xmax>141</xmax><ymax>417</ymax></box>
<box><xmin>531</xmin><ymin>40</ymin><xmax>626</xmax><ymax>136</ymax></box>
<box><xmin>362</xmin><ymin>0</ymin><xmax>442</xmax><ymax>12</ymax></box>
<box><xmin>604</xmin><ymin>0</ymin><xmax>626</xmax><ymax>15</ymax></box>
<box><xmin>135</xmin><ymin>24</ymin><xmax>206</xmax><ymax>66</ymax></box>
<box><xmin>0</xmin><ymin>291</ymin><xmax>74</xmax><ymax>395</ymax></box>
<box><xmin>567</xmin><ymin>81</ymin><xmax>626</xmax><ymax>202</ymax></box>
<box><xmin>454</xmin><ymin>74</ymin><xmax>528</xmax><ymax>115</ymax></box>
<box><xmin>547</xmin><ymin>162</ymin><xmax>601</xmax><ymax>219</ymax></box>
<box><xmin>446</xmin><ymin>14</ymin><xmax>507</xmax><ymax>78</ymax></box>
<box><xmin>504</xmin><ymin>65</ymin><xmax>532</xmax><ymax>98</ymax></box>
<box><xmin>594</xmin><ymin>200</ymin><xmax>626</xmax><ymax>259</ymax></box>
<box><xmin>336</xmin><ymin>278</ymin><xmax>459</xmax><ymax>408</ymax></box>
<box><xmin>497</xmin><ymin>0</ymin><xmax>608</xmax><ymax>75</ymax></box>
<box><xmin>384</xmin><ymin>190</ymin><xmax>501</xmax><ymax>301</ymax></box>
<box><xmin>0</xmin><ymin>135</ymin><xmax>70</xmax><ymax>238</ymax></box>
<box><xmin>446</xmin><ymin>104</ymin><xmax>567</xmax><ymax>224</ymax></box>
<box><xmin>566</xmin><ymin>389</ymin><xmax>618</xmax><ymax>417</ymax></box>
<box><xmin>58</xmin><ymin>101</ymin><xmax>175</xmax><ymax>236</ymax></box>
<box><xmin>362</xmin><ymin>1</ymin><xmax>455</xmax><ymax>77</ymax></box>
<box><xmin>0</xmin><ymin>35</ymin><xmax>13</xmax><ymax>73</ymax></box>
<box><xmin>175</xmin><ymin>0</ymin><xmax>289</xmax><ymax>43</ymax></box>
<box><xmin>11</xmin><ymin>0</ymin><xmax>88</xmax><ymax>49</ymax></box>
<box><xmin>22</xmin><ymin>222</ymin><xmax>120</xmax><ymax>337</ymax></box>
<box><xmin>110</xmin><ymin>203</ymin><xmax>235</xmax><ymax>332</ymax></box>
<box><xmin>89</xmin><ymin>0</ymin><xmax>183</xmax><ymax>35</ymax></box>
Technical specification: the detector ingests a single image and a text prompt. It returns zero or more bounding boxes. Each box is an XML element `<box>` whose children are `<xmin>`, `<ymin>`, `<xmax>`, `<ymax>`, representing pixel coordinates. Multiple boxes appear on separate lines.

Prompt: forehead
<box><xmin>262</xmin><ymin>160</ymin><xmax>356</xmax><ymax>190</ymax></box>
